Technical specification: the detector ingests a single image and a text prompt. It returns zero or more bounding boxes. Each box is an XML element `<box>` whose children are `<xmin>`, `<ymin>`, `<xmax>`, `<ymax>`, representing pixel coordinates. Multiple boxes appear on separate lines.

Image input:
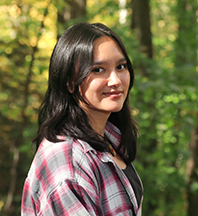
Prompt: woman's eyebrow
<box><xmin>93</xmin><ymin>57</ymin><xmax>127</xmax><ymax>66</ymax></box>
<box><xmin>117</xmin><ymin>57</ymin><xmax>127</xmax><ymax>63</ymax></box>
<box><xmin>93</xmin><ymin>60</ymin><xmax>108</xmax><ymax>66</ymax></box>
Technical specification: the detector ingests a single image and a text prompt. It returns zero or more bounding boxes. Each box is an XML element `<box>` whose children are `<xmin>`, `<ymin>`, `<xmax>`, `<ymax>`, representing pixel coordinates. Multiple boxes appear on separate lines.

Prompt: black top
<box><xmin>123</xmin><ymin>164</ymin><xmax>143</xmax><ymax>207</ymax></box>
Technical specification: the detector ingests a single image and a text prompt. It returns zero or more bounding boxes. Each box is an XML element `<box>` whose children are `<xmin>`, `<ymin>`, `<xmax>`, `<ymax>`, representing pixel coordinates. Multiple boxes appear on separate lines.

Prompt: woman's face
<box><xmin>79</xmin><ymin>36</ymin><xmax>130</xmax><ymax>120</ymax></box>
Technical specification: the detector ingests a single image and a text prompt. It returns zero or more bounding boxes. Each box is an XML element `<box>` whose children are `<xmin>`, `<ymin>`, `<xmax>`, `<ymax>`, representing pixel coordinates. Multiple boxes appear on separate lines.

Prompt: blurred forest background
<box><xmin>0</xmin><ymin>0</ymin><xmax>197</xmax><ymax>215</ymax></box>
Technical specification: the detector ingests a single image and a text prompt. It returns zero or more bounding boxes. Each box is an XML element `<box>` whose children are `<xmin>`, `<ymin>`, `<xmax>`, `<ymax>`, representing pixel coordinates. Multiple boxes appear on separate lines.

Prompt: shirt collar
<box><xmin>104</xmin><ymin>121</ymin><xmax>121</xmax><ymax>149</ymax></box>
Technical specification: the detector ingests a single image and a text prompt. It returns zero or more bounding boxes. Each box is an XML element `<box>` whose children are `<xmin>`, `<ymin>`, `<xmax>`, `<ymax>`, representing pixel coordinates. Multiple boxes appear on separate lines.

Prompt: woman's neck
<box><xmin>88</xmin><ymin>112</ymin><xmax>110</xmax><ymax>137</ymax></box>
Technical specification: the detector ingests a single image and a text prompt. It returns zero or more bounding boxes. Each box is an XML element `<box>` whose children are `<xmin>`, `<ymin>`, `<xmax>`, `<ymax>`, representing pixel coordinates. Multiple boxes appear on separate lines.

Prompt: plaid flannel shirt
<box><xmin>21</xmin><ymin>121</ymin><xmax>143</xmax><ymax>215</ymax></box>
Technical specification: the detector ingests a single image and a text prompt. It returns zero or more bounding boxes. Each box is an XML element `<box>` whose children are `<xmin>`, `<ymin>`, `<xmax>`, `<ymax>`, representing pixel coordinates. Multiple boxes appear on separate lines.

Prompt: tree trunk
<box><xmin>175</xmin><ymin>0</ymin><xmax>198</xmax><ymax>213</ymax></box>
<box><xmin>57</xmin><ymin>0</ymin><xmax>86</xmax><ymax>38</ymax></box>
<box><xmin>174</xmin><ymin>0</ymin><xmax>197</xmax><ymax>214</ymax></box>
<box><xmin>131</xmin><ymin>0</ymin><xmax>157</xmax><ymax>214</ymax></box>
<box><xmin>3</xmin><ymin>147</ymin><xmax>19</xmax><ymax>215</ymax></box>
<box><xmin>131</xmin><ymin>0</ymin><xmax>152</xmax><ymax>77</ymax></box>
<box><xmin>187</xmin><ymin>123</ymin><xmax>198</xmax><ymax>216</ymax></box>
<box><xmin>131</xmin><ymin>0</ymin><xmax>153</xmax><ymax>61</ymax></box>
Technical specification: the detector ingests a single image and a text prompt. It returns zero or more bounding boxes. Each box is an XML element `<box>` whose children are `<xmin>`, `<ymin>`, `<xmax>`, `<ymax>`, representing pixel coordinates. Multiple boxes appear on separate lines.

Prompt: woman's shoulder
<box><xmin>26</xmin><ymin>137</ymin><xmax>98</xmax><ymax>192</ymax></box>
<box><xmin>29</xmin><ymin>137</ymin><xmax>93</xmax><ymax>173</ymax></box>
<box><xmin>22</xmin><ymin>137</ymin><xmax>103</xmax><ymax>209</ymax></box>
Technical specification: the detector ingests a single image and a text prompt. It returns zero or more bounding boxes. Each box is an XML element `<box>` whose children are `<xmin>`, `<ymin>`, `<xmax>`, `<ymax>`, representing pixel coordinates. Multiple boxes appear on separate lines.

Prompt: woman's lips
<box><xmin>103</xmin><ymin>91</ymin><xmax>123</xmax><ymax>98</ymax></box>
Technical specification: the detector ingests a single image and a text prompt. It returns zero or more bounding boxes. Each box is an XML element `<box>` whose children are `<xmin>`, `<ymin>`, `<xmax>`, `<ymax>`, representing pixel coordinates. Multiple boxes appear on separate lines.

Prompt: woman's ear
<box><xmin>67</xmin><ymin>81</ymin><xmax>75</xmax><ymax>93</ymax></box>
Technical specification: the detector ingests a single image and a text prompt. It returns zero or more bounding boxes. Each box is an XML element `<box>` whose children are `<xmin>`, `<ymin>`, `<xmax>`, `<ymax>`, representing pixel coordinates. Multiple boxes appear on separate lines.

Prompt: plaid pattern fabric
<box><xmin>21</xmin><ymin>121</ymin><xmax>143</xmax><ymax>216</ymax></box>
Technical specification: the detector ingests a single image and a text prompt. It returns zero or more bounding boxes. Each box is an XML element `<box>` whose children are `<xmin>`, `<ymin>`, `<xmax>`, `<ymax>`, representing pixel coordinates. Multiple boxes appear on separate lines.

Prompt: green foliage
<box><xmin>0</xmin><ymin>0</ymin><xmax>197</xmax><ymax>215</ymax></box>
<box><xmin>129</xmin><ymin>0</ymin><xmax>197</xmax><ymax>215</ymax></box>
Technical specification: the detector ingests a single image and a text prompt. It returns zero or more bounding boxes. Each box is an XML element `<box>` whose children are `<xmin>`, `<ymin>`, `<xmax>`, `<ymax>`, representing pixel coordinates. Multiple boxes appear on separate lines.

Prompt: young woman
<box><xmin>21</xmin><ymin>22</ymin><xmax>143</xmax><ymax>216</ymax></box>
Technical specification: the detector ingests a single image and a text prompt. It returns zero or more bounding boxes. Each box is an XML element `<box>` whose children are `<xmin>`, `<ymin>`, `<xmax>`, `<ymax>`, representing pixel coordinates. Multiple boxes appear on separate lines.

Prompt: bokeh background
<box><xmin>0</xmin><ymin>0</ymin><xmax>197</xmax><ymax>215</ymax></box>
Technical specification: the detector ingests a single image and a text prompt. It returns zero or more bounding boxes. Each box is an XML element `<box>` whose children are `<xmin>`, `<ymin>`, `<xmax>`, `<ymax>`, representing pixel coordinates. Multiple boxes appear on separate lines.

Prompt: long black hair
<box><xmin>33</xmin><ymin>22</ymin><xmax>138</xmax><ymax>164</ymax></box>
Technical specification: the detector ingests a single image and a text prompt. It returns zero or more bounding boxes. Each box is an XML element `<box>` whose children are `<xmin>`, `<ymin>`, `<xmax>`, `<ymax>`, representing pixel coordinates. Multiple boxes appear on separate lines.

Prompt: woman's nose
<box><xmin>107</xmin><ymin>71</ymin><xmax>121</xmax><ymax>87</ymax></box>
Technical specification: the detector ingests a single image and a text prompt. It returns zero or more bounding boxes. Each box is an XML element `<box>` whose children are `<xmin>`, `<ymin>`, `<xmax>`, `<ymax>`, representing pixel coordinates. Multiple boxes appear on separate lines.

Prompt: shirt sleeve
<box><xmin>22</xmin><ymin>178</ymin><xmax>101</xmax><ymax>216</ymax></box>
<box><xmin>21</xmin><ymin>179</ymin><xmax>37</xmax><ymax>216</ymax></box>
<box><xmin>46</xmin><ymin>179</ymin><xmax>101</xmax><ymax>216</ymax></box>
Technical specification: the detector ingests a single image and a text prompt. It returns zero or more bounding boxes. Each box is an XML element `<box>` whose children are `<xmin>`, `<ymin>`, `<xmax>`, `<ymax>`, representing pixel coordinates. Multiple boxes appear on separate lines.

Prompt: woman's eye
<box><xmin>92</xmin><ymin>67</ymin><xmax>104</xmax><ymax>73</ymax></box>
<box><xmin>117</xmin><ymin>63</ymin><xmax>127</xmax><ymax>70</ymax></box>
